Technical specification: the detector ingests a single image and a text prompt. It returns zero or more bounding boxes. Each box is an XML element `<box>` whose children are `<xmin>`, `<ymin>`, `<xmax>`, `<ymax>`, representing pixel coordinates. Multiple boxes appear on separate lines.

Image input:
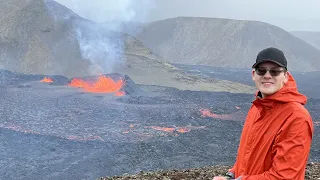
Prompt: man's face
<box><xmin>252</xmin><ymin>62</ymin><xmax>288</xmax><ymax>98</ymax></box>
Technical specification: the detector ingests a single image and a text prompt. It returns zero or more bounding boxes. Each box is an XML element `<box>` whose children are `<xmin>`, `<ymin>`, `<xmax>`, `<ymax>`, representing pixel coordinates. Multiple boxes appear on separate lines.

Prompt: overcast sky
<box><xmin>55</xmin><ymin>0</ymin><xmax>320</xmax><ymax>31</ymax></box>
<box><xmin>153</xmin><ymin>0</ymin><xmax>320</xmax><ymax>31</ymax></box>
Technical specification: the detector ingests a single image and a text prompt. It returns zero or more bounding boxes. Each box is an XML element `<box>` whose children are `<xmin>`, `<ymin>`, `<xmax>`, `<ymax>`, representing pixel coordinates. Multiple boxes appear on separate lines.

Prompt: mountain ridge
<box><xmin>135</xmin><ymin>16</ymin><xmax>320</xmax><ymax>72</ymax></box>
<box><xmin>0</xmin><ymin>0</ymin><xmax>255</xmax><ymax>94</ymax></box>
<box><xmin>291</xmin><ymin>31</ymin><xmax>320</xmax><ymax>50</ymax></box>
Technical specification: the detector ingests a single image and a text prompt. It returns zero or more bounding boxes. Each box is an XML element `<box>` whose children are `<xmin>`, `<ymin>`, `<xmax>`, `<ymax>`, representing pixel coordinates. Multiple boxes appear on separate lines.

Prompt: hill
<box><xmin>135</xmin><ymin>17</ymin><xmax>320</xmax><ymax>72</ymax></box>
<box><xmin>291</xmin><ymin>31</ymin><xmax>320</xmax><ymax>50</ymax></box>
<box><xmin>0</xmin><ymin>0</ymin><xmax>254</xmax><ymax>93</ymax></box>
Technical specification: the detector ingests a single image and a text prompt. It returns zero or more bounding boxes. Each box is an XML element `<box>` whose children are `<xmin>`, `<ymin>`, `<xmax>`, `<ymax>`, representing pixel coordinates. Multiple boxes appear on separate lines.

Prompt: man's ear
<box><xmin>252</xmin><ymin>69</ymin><xmax>256</xmax><ymax>81</ymax></box>
<box><xmin>284</xmin><ymin>71</ymin><xmax>289</xmax><ymax>83</ymax></box>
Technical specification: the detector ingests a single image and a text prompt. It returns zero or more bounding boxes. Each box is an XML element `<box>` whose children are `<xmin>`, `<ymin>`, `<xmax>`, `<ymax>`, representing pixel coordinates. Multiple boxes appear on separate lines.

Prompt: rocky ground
<box><xmin>174</xmin><ymin>64</ymin><xmax>320</xmax><ymax>99</ymax></box>
<box><xmin>101</xmin><ymin>163</ymin><xmax>320</xmax><ymax>180</ymax></box>
<box><xmin>0</xmin><ymin>70</ymin><xmax>319</xmax><ymax>180</ymax></box>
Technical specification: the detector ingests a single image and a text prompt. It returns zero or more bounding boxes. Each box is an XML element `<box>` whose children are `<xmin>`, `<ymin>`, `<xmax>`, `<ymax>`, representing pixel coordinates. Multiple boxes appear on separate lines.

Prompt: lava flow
<box><xmin>200</xmin><ymin>108</ymin><xmax>233</xmax><ymax>120</ymax></box>
<box><xmin>68</xmin><ymin>75</ymin><xmax>125</xmax><ymax>96</ymax></box>
<box><xmin>40</xmin><ymin>77</ymin><xmax>54</xmax><ymax>83</ymax></box>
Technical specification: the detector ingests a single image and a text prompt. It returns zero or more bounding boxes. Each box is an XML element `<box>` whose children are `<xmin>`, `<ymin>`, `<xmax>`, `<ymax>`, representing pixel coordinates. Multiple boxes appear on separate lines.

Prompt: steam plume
<box><xmin>53</xmin><ymin>0</ymin><xmax>155</xmax><ymax>75</ymax></box>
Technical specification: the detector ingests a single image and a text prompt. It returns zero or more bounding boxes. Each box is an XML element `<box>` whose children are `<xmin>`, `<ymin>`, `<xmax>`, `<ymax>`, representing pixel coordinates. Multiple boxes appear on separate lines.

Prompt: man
<box><xmin>213</xmin><ymin>47</ymin><xmax>314</xmax><ymax>180</ymax></box>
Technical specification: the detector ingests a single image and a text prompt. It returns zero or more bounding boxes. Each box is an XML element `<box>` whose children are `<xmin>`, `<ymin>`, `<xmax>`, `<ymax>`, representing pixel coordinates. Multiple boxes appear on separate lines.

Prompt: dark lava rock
<box><xmin>100</xmin><ymin>162</ymin><xmax>320</xmax><ymax>180</ymax></box>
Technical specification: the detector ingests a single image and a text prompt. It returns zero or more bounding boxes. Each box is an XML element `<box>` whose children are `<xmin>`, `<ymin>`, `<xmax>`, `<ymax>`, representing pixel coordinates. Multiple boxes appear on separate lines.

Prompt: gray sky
<box><xmin>149</xmin><ymin>0</ymin><xmax>320</xmax><ymax>31</ymax></box>
<box><xmin>55</xmin><ymin>0</ymin><xmax>320</xmax><ymax>31</ymax></box>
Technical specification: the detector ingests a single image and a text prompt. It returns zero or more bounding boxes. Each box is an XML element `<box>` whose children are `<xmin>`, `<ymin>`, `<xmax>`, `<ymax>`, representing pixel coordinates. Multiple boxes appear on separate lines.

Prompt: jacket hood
<box><xmin>255</xmin><ymin>72</ymin><xmax>307</xmax><ymax>105</ymax></box>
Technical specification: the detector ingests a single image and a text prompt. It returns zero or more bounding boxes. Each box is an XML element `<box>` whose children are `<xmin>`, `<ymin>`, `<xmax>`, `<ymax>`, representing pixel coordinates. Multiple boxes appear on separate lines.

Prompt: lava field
<box><xmin>0</xmin><ymin>69</ymin><xmax>319</xmax><ymax>180</ymax></box>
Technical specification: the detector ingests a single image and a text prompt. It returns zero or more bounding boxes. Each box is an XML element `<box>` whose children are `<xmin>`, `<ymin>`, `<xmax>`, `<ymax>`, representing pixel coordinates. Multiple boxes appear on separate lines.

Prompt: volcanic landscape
<box><xmin>0</xmin><ymin>69</ymin><xmax>319</xmax><ymax>180</ymax></box>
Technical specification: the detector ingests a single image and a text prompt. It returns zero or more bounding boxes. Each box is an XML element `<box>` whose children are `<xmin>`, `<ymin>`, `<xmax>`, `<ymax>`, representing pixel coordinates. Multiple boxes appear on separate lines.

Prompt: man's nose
<box><xmin>263</xmin><ymin>71</ymin><xmax>272</xmax><ymax>78</ymax></box>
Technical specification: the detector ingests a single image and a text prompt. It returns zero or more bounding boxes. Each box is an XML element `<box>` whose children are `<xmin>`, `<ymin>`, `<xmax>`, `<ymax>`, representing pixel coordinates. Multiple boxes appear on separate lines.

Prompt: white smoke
<box><xmin>74</xmin><ymin>21</ymin><xmax>125</xmax><ymax>74</ymax></box>
<box><xmin>53</xmin><ymin>0</ymin><xmax>155</xmax><ymax>75</ymax></box>
<box><xmin>55</xmin><ymin>0</ymin><xmax>154</xmax><ymax>23</ymax></box>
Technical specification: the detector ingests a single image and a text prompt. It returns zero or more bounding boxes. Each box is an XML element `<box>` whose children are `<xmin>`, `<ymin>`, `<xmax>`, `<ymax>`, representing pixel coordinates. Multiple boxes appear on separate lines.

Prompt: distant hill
<box><xmin>0</xmin><ymin>0</ymin><xmax>89</xmax><ymax>76</ymax></box>
<box><xmin>135</xmin><ymin>17</ymin><xmax>320</xmax><ymax>72</ymax></box>
<box><xmin>0</xmin><ymin>0</ymin><xmax>254</xmax><ymax>93</ymax></box>
<box><xmin>291</xmin><ymin>31</ymin><xmax>320</xmax><ymax>50</ymax></box>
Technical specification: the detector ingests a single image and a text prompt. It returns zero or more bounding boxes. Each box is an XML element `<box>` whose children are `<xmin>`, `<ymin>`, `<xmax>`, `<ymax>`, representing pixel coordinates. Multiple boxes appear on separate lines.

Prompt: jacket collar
<box><xmin>252</xmin><ymin>72</ymin><xmax>307</xmax><ymax>110</ymax></box>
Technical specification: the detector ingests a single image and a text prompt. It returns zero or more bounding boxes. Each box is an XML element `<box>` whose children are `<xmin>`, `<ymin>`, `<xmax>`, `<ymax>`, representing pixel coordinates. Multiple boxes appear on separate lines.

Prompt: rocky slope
<box><xmin>291</xmin><ymin>31</ymin><xmax>320</xmax><ymax>50</ymax></box>
<box><xmin>135</xmin><ymin>17</ymin><xmax>320</xmax><ymax>72</ymax></box>
<box><xmin>0</xmin><ymin>0</ymin><xmax>254</xmax><ymax>93</ymax></box>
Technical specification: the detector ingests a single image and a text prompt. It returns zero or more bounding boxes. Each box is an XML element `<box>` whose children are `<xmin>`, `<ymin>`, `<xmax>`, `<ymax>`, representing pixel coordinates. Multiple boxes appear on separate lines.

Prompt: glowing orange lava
<box><xmin>40</xmin><ymin>77</ymin><xmax>54</xmax><ymax>83</ymax></box>
<box><xmin>176</xmin><ymin>127</ymin><xmax>191</xmax><ymax>133</ymax></box>
<box><xmin>200</xmin><ymin>108</ymin><xmax>233</xmax><ymax>120</ymax></box>
<box><xmin>150</xmin><ymin>126</ymin><xmax>193</xmax><ymax>133</ymax></box>
<box><xmin>151</xmin><ymin>126</ymin><xmax>175</xmax><ymax>133</ymax></box>
<box><xmin>68</xmin><ymin>75</ymin><xmax>125</xmax><ymax>96</ymax></box>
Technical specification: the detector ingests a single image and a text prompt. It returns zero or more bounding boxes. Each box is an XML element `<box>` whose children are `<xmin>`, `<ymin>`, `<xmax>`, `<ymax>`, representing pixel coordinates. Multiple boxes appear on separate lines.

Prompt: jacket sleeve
<box><xmin>241</xmin><ymin>117</ymin><xmax>313</xmax><ymax>180</ymax></box>
<box><xmin>226</xmin><ymin>164</ymin><xmax>236</xmax><ymax>178</ymax></box>
<box><xmin>229</xmin><ymin>163</ymin><xmax>236</xmax><ymax>174</ymax></box>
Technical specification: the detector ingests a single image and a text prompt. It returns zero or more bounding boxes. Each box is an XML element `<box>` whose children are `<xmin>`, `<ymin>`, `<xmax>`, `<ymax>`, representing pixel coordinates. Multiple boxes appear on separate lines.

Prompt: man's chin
<box><xmin>260</xmin><ymin>91</ymin><xmax>276</xmax><ymax>97</ymax></box>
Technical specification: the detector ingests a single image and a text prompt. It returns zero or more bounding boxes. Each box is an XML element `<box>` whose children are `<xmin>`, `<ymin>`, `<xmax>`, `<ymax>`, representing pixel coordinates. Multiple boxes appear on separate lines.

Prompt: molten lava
<box><xmin>68</xmin><ymin>78</ymin><xmax>87</xmax><ymax>88</ymax></box>
<box><xmin>40</xmin><ymin>77</ymin><xmax>54</xmax><ymax>83</ymax></box>
<box><xmin>115</xmin><ymin>91</ymin><xmax>125</xmax><ymax>96</ymax></box>
<box><xmin>176</xmin><ymin>127</ymin><xmax>191</xmax><ymax>133</ymax></box>
<box><xmin>151</xmin><ymin>126</ymin><xmax>175</xmax><ymax>133</ymax></box>
<box><xmin>200</xmin><ymin>108</ymin><xmax>233</xmax><ymax>120</ymax></box>
<box><xmin>68</xmin><ymin>75</ymin><xmax>125</xmax><ymax>95</ymax></box>
<box><xmin>150</xmin><ymin>126</ymin><xmax>192</xmax><ymax>133</ymax></box>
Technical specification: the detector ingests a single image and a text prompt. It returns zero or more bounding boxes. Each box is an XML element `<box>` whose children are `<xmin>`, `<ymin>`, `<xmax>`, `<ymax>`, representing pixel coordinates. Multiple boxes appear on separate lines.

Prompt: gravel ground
<box><xmin>101</xmin><ymin>162</ymin><xmax>320</xmax><ymax>180</ymax></box>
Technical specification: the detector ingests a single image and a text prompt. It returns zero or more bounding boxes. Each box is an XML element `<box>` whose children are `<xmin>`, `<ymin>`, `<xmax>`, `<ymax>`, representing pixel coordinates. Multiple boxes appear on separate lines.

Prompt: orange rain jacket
<box><xmin>230</xmin><ymin>73</ymin><xmax>314</xmax><ymax>180</ymax></box>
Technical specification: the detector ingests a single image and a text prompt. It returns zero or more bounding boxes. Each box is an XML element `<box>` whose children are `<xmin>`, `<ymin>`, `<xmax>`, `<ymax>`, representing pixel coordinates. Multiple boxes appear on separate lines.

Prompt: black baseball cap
<box><xmin>252</xmin><ymin>47</ymin><xmax>287</xmax><ymax>69</ymax></box>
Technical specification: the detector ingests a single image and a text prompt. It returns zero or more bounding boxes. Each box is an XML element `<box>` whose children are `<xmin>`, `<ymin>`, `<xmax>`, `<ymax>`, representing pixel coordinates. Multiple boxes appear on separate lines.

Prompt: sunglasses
<box><xmin>255</xmin><ymin>67</ymin><xmax>286</xmax><ymax>76</ymax></box>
